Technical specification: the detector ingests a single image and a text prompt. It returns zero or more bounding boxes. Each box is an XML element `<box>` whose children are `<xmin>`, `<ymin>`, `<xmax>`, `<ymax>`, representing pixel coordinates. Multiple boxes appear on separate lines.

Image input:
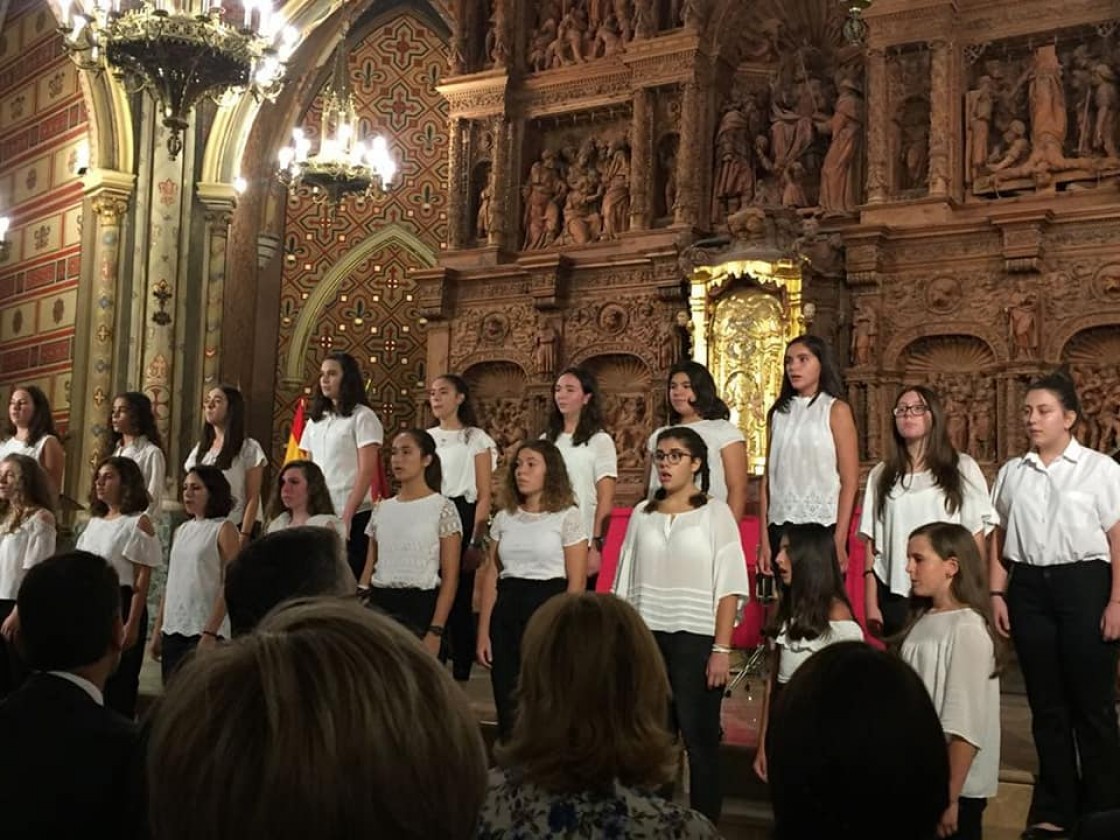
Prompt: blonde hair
<box><xmin>497</xmin><ymin>593</ymin><xmax>678</xmax><ymax>793</ymax></box>
<box><xmin>147</xmin><ymin>599</ymin><xmax>488</xmax><ymax>840</ymax></box>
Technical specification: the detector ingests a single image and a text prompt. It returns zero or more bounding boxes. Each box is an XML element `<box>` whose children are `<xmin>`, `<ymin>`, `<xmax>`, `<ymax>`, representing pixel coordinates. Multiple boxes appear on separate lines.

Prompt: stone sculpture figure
<box><xmin>476</xmin><ymin>183</ymin><xmax>491</xmax><ymax>240</ymax></box>
<box><xmin>850</xmin><ymin>300</ymin><xmax>877</xmax><ymax>366</ymax></box>
<box><xmin>1006</xmin><ymin>291</ymin><xmax>1039</xmax><ymax>359</ymax></box>
<box><xmin>485</xmin><ymin>0</ymin><xmax>510</xmax><ymax>68</ymax></box>
<box><xmin>968</xmin><ymin>77</ymin><xmax>994</xmax><ymax>182</ymax></box>
<box><xmin>1091</xmin><ymin>63</ymin><xmax>1119</xmax><ymax>159</ymax></box>
<box><xmin>613</xmin><ymin>0</ymin><xmax>633</xmax><ymax>41</ymax></box>
<box><xmin>592</xmin><ymin>13</ymin><xmax>624</xmax><ymax>58</ymax></box>
<box><xmin>529</xmin><ymin>18</ymin><xmax>558</xmax><ymax>72</ymax></box>
<box><xmin>711</xmin><ymin>103</ymin><xmax>755</xmax><ymax>221</ymax></box>
<box><xmin>600</xmin><ymin>138</ymin><xmax>631</xmax><ymax>240</ymax></box>
<box><xmin>818</xmin><ymin>78</ymin><xmax>864</xmax><ymax>214</ymax></box>
<box><xmin>534</xmin><ymin>317</ymin><xmax>559</xmax><ymax>376</ymax></box>
<box><xmin>987</xmin><ymin>120</ymin><xmax>1031</xmax><ymax>173</ymax></box>
<box><xmin>523</xmin><ymin>155</ymin><xmax>564</xmax><ymax>250</ymax></box>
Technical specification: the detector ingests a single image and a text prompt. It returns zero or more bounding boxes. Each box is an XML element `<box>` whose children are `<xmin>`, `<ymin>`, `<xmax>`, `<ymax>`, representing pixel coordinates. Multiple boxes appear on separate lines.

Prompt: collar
<box><xmin>45</xmin><ymin>671</ymin><xmax>104</xmax><ymax>706</ymax></box>
<box><xmin>1023</xmin><ymin>437</ymin><xmax>1082</xmax><ymax>469</ymax></box>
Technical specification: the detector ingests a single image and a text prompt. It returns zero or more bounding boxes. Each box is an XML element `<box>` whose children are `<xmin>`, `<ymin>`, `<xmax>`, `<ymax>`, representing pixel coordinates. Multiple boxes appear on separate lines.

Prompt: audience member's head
<box><xmin>767</xmin><ymin>641</ymin><xmax>948</xmax><ymax>840</ymax></box>
<box><xmin>17</xmin><ymin>550</ymin><xmax>123</xmax><ymax>680</ymax></box>
<box><xmin>224</xmin><ymin>527</ymin><xmax>355</xmax><ymax>636</ymax></box>
<box><xmin>147</xmin><ymin>599</ymin><xmax>487</xmax><ymax>840</ymax></box>
<box><xmin>497</xmin><ymin>593</ymin><xmax>678</xmax><ymax>793</ymax></box>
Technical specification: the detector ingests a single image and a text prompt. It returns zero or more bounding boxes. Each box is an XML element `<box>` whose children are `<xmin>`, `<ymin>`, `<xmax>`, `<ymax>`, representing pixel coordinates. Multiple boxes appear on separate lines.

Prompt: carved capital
<box><xmin>994</xmin><ymin>211</ymin><xmax>1052</xmax><ymax>274</ymax></box>
<box><xmin>91</xmin><ymin>194</ymin><xmax>129</xmax><ymax>223</ymax></box>
<box><xmin>414</xmin><ymin>267</ymin><xmax>459</xmax><ymax>322</ymax></box>
<box><xmin>517</xmin><ymin>254</ymin><xmax>570</xmax><ymax>310</ymax></box>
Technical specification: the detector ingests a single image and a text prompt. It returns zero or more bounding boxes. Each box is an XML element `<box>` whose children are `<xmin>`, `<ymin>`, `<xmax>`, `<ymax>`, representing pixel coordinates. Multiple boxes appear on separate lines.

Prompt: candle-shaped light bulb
<box><xmin>0</xmin><ymin>217</ymin><xmax>10</xmax><ymax>241</ymax></box>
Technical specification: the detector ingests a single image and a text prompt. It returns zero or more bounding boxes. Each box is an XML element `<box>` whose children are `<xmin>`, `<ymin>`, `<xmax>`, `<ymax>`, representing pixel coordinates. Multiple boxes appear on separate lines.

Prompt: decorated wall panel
<box><xmin>0</xmin><ymin>2</ymin><xmax>89</xmax><ymax>435</ymax></box>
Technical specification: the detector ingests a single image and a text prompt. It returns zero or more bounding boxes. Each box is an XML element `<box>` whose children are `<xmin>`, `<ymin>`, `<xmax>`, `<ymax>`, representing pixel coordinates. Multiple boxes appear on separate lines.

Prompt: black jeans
<box><xmin>0</xmin><ymin>599</ymin><xmax>27</xmax><ymax>698</ymax></box>
<box><xmin>654</xmin><ymin>630</ymin><xmax>724</xmax><ymax>823</ymax></box>
<box><xmin>489</xmin><ymin>577</ymin><xmax>568</xmax><ymax>742</ymax></box>
<box><xmin>368</xmin><ymin>586</ymin><xmax>437</xmax><ymax>639</ymax></box>
<box><xmin>346</xmin><ymin>510</ymin><xmax>373</xmax><ymax>583</ymax></box>
<box><xmin>442</xmin><ymin>496</ymin><xmax>477</xmax><ymax>681</ymax></box>
<box><xmin>947</xmin><ymin>797</ymin><xmax>986</xmax><ymax>840</ymax></box>
<box><xmin>105</xmin><ymin>587</ymin><xmax>146</xmax><ymax>719</ymax></box>
<box><xmin>160</xmin><ymin>632</ymin><xmax>201</xmax><ymax>685</ymax></box>
<box><xmin>1008</xmin><ymin>561</ymin><xmax>1120</xmax><ymax>828</ymax></box>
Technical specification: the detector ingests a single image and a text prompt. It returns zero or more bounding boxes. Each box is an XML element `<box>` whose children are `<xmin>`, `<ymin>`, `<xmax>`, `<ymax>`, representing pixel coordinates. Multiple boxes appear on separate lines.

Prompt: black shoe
<box><xmin>1021</xmin><ymin>826</ymin><xmax>1068</xmax><ymax>840</ymax></box>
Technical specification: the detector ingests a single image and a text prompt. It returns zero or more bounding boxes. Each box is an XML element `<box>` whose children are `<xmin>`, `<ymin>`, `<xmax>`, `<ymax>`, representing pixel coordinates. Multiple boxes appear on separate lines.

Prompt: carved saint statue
<box><xmin>711</xmin><ymin>103</ymin><xmax>756</xmax><ymax>221</ymax></box>
<box><xmin>1006</xmin><ymin>291</ymin><xmax>1039</xmax><ymax>360</ymax></box>
<box><xmin>476</xmin><ymin>183</ymin><xmax>491</xmax><ymax>240</ymax></box>
<box><xmin>850</xmin><ymin>300</ymin><xmax>877</xmax><ymax>367</ymax></box>
<box><xmin>818</xmin><ymin>78</ymin><xmax>864</xmax><ymax>214</ymax></box>
<box><xmin>967</xmin><ymin>76</ymin><xmax>994</xmax><ymax>182</ymax></box>
<box><xmin>600</xmin><ymin>138</ymin><xmax>631</xmax><ymax>240</ymax></box>
<box><xmin>534</xmin><ymin>317</ymin><xmax>559</xmax><ymax>376</ymax></box>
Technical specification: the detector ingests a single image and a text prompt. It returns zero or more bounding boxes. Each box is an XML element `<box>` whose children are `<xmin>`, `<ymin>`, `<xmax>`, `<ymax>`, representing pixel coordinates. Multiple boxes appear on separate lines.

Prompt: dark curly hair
<box><xmin>89</xmin><ymin>456</ymin><xmax>151</xmax><ymax>518</ymax></box>
<box><xmin>500</xmin><ymin>440</ymin><xmax>575</xmax><ymax>514</ymax></box>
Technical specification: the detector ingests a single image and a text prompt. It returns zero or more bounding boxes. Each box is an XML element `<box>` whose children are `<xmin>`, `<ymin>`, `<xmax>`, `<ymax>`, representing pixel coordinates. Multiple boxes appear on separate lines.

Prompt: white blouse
<box><xmin>184</xmin><ymin>438</ymin><xmax>267</xmax><ymax>526</ymax></box>
<box><xmin>613</xmin><ymin>499</ymin><xmax>750</xmax><ymax>637</ymax></box>
<box><xmin>365</xmin><ymin>494</ymin><xmax>462</xmax><ymax>589</ymax></box>
<box><xmin>549</xmin><ymin>431</ymin><xmax>618</xmax><ymax>546</ymax></box>
<box><xmin>266</xmin><ymin>512</ymin><xmax>347</xmax><ymax>542</ymax></box>
<box><xmin>113</xmin><ymin>437</ymin><xmax>166</xmax><ymax>526</ymax></box>
<box><xmin>299</xmin><ymin>404</ymin><xmax>384</xmax><ymax>517</ymax></box>
<box><xmin>859</xmin><ymin>454</ymin><xmax>994</xmax><ymax>596</ymax></box>
<box><xmin>776</xmin><ymin>619</ymin><xmax>865</xmax><ymax>684</ymax></box>
<box><xmin>0</xmin><ymin>511</ymin><xmax>55</xmax><ymax>600</ymax></box>
<box><xmin>647</xmin><ymin>419</ymin><xmax>744</xmax><ymax>503</ymax></box>
<box><xmin>429</xmin><ymin>426</ymin><xmax>497</xmax><ymax>502</ymax></box>
<box><xmin>991</xmin><ymin>438</ymin><xmax>1120</xmax><ymax>566</ymax></box>
<box><xmin>76</xmin><ymin>514</ymin><xmax>162</xmax><ymax>588</ymax></box>
<box><xmin>901</xmin><ymin>608</ymin><xmax>1000</xmax><ymax>799</ymax></box>
<box><xmin>767</xmin><ymin>395</ymin><xmax>839</xmax><ymax>526</ymax></box>
<box><xmin>0</xmin><ymin>434</ymin><xmax>56</xmax><ymax>462</ymax></box>
<box><xmin>162</xmin><ymin>518</ymin><xmax>230</xmax><ymax>638</ymax></box>
<box><xmin>490</xmin><ymin>507</ymin><xmax>585</xmax><ymax>581</ymax></box>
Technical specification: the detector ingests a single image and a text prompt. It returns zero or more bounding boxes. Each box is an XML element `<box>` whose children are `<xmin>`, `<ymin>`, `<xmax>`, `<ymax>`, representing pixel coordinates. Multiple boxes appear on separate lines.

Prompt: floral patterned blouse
<box><xmin>476</xmin><ymin>768</ymin><xmax>721</xmax><ymax>838</ymax></box>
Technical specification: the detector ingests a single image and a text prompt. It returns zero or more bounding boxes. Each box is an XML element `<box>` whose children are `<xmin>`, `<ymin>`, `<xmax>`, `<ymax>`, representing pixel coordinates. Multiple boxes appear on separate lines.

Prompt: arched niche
<box><xmin>897</xmin><ymin>334</ymin><xmax>998</xmax><ymax>462</ymax></box>
<box><xmin>1062</xmin><ymin>325</ymin><xmax>1120</xmax><ymax>453</ymax></box>
<box><xmin>463</xmin><ymin>361</ymin><xmax>530</xmax><ymax>467</ymax></box>
<box><xmin>582</xmin><ymin>353</ymin><xmax>654</xmax><ymax>472</ymax></box>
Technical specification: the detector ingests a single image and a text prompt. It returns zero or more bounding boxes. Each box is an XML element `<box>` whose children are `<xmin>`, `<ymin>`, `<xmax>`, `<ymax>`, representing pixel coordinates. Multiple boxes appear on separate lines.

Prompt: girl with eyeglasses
<box><xmin>759</xmin><ymin>336</ymin><xmax>859</xmax><ymax>576</ymax></box>
<box><xmin>858</xmin><ymin>386</ymin><xmax>993</xmax><ymax>637</ymax></box>
<box><xmin>614</xmin><ymin>426</ymin><xmax>750</xmax><ymax>823</ymax></box>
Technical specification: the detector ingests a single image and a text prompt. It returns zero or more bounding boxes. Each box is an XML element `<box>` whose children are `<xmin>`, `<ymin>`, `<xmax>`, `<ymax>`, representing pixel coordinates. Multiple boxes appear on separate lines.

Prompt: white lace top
<box><xmin>428</xmin><ymin>426</ymin><xmax>498</xmax><ymax>502</ymax></box>
<box><xmin>490</xmin><ymin>507</ymin><xmax>585</xmax><ymax>581</ymax></box>
<box><xmin>76</xmin><ymin>514</ymin><xmax>162</xmax><ymax>588</ymax></box>
<box><xmin>184</xmin><ymin>438</ymin><xmax>268</xmax><ymax>526</ymax></box>
<box><xmin>162</xmin><ymin>518</ymin><xmax>230</xmax><ymax>638</ymax></box>
<box><xmin>365</xmin><ymin>494</ymin><xmax>462</xmax><ymax>589</ymax></box>
<box><xmin>767</xmin><ymin>395</ymin><xmax>839</xmax><ymax>525</ymax></box>
<box><xmin>114</xmin><ymin>437</ymin><xmax>166</xmax><ymax>526</ymax></box>
<box><xmin>0</xmin><ymin>511</ymin><xmax>55</xmax><ymax>600</ymax></box>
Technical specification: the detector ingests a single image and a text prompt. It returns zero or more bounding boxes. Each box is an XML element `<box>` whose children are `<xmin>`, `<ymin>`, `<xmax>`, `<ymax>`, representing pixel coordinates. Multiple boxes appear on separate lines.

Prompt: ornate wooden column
<box><xmin>674</xmin><ymin>80</ymin><xmax>702</xmax><ymax>227</ymax></box>
<box><xmin>630</xmin><ymin>87</ymin><xmax>653</xmax><ymax>231</ymax></box>
<box><xmin>928</xmin><ymin>39</ymin><xmax>953</xmax><ymax>198</ymax></box>
<box><xmin>196</xmin><ymin>184</ymin><xmax>237</xmax><ymax>390</ymax></box>
<box><xmin>865</xmin><ymin>48</ymin><xmax>889</xmax><ymax>204</ymax></box>
<box><xmin>488</xmin><ymin>114</ymin><xmax>511</xmax><ymax>249</ymax></box>
<box><xmin>447</xmin><ymin>117</ymin><xmax>468</xmax><ymax>249</ymax></box>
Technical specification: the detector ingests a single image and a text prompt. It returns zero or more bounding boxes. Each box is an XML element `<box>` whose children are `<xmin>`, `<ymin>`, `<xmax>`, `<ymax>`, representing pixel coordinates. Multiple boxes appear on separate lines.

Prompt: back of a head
<box><xmin>147</xmin><ymin>598</ymin><xmax>487</xmax><ymax>840</ymax></box>
<box><xmin>499</xmin><ymin>593</ymin><xmax>677</xmax><ymax>793</ymax></box>
<box><xmin>224</xmin><ymin>527</ymin><xmax>355</xmax><ymax>636</ymax></box>
<box><xmin>768</xmin><ymin>641</ymin><xmax>948</xmax><ymax>840</ymax></box>
<box><xmin>17</xmin><ymin>551</ymin><xmax>120</xmax><ymax>672</ymax></box>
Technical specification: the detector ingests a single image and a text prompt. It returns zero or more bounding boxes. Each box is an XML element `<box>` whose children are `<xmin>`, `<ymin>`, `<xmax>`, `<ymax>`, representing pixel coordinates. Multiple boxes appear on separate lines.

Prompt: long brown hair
<box><xmin>0</xmin><ymin>454</ymin><xmax>56</xmax><ymax>532</ymax></box>
<box><xmin>876</xmin><ymin>386</ymin><xmax>964</xmax><ymax>520</ymax></box>
<box><xmin>899</xmin><ymin>521</ymin><xmax>1005</xmax><ymax>676</ymax></box>
<box><xmin>497</xmin><ymin>594</ymin><xmax>678</xmax><ymax>792</ymax></box>
<box><xmin>267</xmin><ymin>460</ymin><xmax>336</xmax><ymax>521</ymax></box>
<box><xmin>88</xmin><ymin>456</ymin><xmax>151</xmax><ymax>518</ymax></box>
<box><xmin>4</xmin><ymin>385</ymin><xmax>58</xmax><ymax>447</ymax></box>
<box><xmin>499</xmin><ymin>440</ymin><xmax>575</xmax><ymax>514</ymax></box>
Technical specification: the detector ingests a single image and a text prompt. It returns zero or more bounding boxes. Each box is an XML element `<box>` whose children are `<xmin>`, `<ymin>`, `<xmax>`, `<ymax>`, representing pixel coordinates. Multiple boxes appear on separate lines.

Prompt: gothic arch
<box><xmin>282</xmin><ymin>223</ymin><xmax>436</xmax><ymax>384</ymax></box>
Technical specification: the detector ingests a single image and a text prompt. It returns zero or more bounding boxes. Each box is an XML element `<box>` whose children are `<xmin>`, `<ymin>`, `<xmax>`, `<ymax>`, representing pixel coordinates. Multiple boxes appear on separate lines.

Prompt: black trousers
<box><xmin>1008</xmin><ymin>561</ymin><xmax>1120</xmax><ymax>828</ymax></box>
<box><xmin>105</xmin><ymin>586</ymin><xmax>146</xmax><ymax>719</ymax></box>
<box><xmin>0</xmin><ymin>599</ymin><xmax>27</xmax><ymax>698</ymax></box>
<box><xmin>654</xmin><ymin>630</ymin><xmax>724</xmax><ymax>823</ymax></box>
<box><xmin>442</xmin><ymin>496</ymin><xmax>477</xmax><ymax>681</ymax></box>
<box><xmin>945</xmin><ymin>797</ymin><xmax>986</xmax><ymax>840</ymax></box>
<box><xmin>160</xmin><ymin>632</ymin><xmax>202</xmax><ymax>685</ymax></box>
<box><xmin>368</xmin><ymin>586</ymin><xmax>437</xmax><ymax>639</ymax></box>
<box><xmin>875</xmin><ymin>574</ymin><xmax>911</xmax><ymax>639</ymax></box>
<box><xmin>346</xmin><ymin>510</ymin><xmax>373</xmax><ymax>583</ymax></box>
<box><xmin>490</xmin><ymin>577</ymin><xmax>568</xmax><ymax>742</ymax></box>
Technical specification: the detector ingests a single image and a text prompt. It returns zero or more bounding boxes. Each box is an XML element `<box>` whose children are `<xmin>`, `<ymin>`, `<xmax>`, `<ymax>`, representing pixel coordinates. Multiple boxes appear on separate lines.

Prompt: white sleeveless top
<box><xmin>76</xmin><ymin>514</ymin><xmax>163</xmax><ymax>588</ymax></box>
<box><xmin>0</xmin><ymin>434</ymin><xmax>55</xmax><ymax>461</ymax></box>
<box><xmin>163</xmin><ymin>518</ymin><xmax>230</xmax><ymax>638</ymax></box>
<box><xmin>767</xmin><ymin>394</ymin><xmax>839</xmax><ymax>526</ymax></box>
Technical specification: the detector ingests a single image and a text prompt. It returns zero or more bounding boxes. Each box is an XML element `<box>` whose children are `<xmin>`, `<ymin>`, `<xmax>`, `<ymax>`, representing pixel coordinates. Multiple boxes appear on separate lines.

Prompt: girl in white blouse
<box><xmin>753</xmin><ymin>523</ymin><xmax>861</xmax><ymax>786</ymax></box>
<box><xmin>543</xmin><ymin>366</ymin><xmax>617</xmax><ymax>591</ymax></box>
<box><xmin>109</xmin><ymin>391</ymin><xmax>167</xmax><ymax>527</ymax></box>
<box><xmin>76</xmin><ymin>456</ymin><xmax>162</xmax><ymax>717</ymax></box>
<box><xmin>0</xmin><ymin>454</ymin><xmax>56</xmax><ymax>696</ymax></box>
<box><xmin>477</xmin><ymin>440</ymin><xmax>587</xmax><ymax>741</ymax></box>
<box><xmin>990</xmin><ymin>371</ymin><xmax>1120</xmax><ymax>837</ymax></box>
<box><xmin>265</xmin><ymin>460</ymin><xmax>346</xmax><ymax>541</ymax></box>
<box><xmin>184</xmin><ymin>386</ymin><xmax>267</xmax><ymax>546</ymax></box>
<box><xmin>150</xmin><ymin>466</ymin><xmax>239</xmax><ymax>684</ymax></box>
<box><xmin>759</xmin><ymin>335</ymin><xmax>859</xmax><ymax>574</ymax></box>
<box><xmin>1</xmin><ymin>386</ymin><xmax>65</xmax><ymax>502</ymax></box>
<box><xmin>298</xmin><ymin>352</ymin><xmax>384</xmax><ymax>581</ymax></box>
<box><xmin>859</xmin><ymin>386</ymin><xmax>994</xmax><ymax>637</ymax></box>
<box><xmin>428</xmin><ymin>374</ymin><xmax>497</xmax><ymax>681</ymax></box>
<box><xmin>614</xmin><ymin>426</ymin><xmax>750</xmax><ymax>822</ymax></box>
<box><xmin>646</xmin><ymin>361</ymin><xmax>748</xmax><ymax>521</ymax></box>
<box><xmin>360</xmin><ymin>429</ymin><xmax>461</xmax><ymax>655</ymax></box>
<box><xmin>901</xmin><ymin>522</ymin><xmax>1002</xmax><ymax>840</ymax></box>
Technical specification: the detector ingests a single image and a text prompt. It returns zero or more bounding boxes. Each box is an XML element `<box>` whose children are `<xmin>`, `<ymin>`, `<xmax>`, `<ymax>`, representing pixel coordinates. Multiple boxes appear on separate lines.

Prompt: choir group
<box><xmin>1</xmin><ymin>335</ymin><xmax>1119</xmax><ymax>840</ymax></box>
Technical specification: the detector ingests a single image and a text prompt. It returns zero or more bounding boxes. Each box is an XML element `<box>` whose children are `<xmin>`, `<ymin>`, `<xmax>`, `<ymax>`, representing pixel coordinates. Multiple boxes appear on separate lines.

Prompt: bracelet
<box><xmin>239</xmin><ymin>531</ymin><xmax>252</xmax><ymax>538</ymax></box>
<box><xmin>862</xmin><ymin>568</ymin><xmax>876</xmax><ymax>577</ymax></box>
<box><xmin>201</xmin><ymin>630</ymin><xmax>219</xmax><ymax>639</ymax></box>
<box><xmin>711</xmin><ymin>644</ymin><xmax>732</xmax><ymax>654</ymax></box>
<box><xmin>990</xmin><ymin>591</ymin><xmax>1006</xmax><ymax>599</ymax></box>
<box><xmin>469</xmin><ymin>539</ymin><xmax>483</xmax><ymax>550</ymax></box>
<box><xmin>427</xmin><ymin>625</ymin><xmax>445</xmax><ymax>637</ymax></box>
<box><xmin>592</xmin><ymin>536</ymin><xmax>605</xmax><ymax>551</ymax></box>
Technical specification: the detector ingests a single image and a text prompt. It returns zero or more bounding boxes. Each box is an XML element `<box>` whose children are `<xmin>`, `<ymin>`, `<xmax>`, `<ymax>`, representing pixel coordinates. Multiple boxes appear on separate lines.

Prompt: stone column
<box><xmin>447</xmin><ymin>117</ymin><xmax>467</xmax><ymax>249</ymax></box>
<box><xmin>488</xmin><ymin>115</ymin><xmax>510</xmax><ymax>249</ymax></box>
<box><xmin>630</xmin><ymin>88</ymin><xmax>653</xmax><ymax>231</ymax></box>
<box><xmin>674</xmin><ymin>81</ymin><xmax>702</xmax><ymax>227</ymax></box>
<box><xmin>865</xmin><ymin>48</ymin><xmax>889</xmax><ymax>204</ymax></box>
<box><xmin>928</xmin><ymin>40</ymin><xmax>953</xmax><ymax>198</ymax></box>
<box><xmin>197</xmin><ymin>187</ymin><xmax>236</xmax><ymax>390</ymax></box>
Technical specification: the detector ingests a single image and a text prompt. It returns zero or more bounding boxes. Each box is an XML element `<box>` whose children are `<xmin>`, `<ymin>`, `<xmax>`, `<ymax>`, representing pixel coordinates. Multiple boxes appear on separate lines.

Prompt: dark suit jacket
<box><xmin>0</xmin><ymin>672</ymin><xmax>142</xmax><ymax>839</ymax></box>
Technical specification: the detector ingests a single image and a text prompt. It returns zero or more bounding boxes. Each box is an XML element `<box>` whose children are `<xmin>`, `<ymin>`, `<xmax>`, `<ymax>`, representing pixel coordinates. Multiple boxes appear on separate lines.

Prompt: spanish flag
<box><xmin>283</xmin><ymin>397</ymin><xmax>306</xmax><ymax>464</ymax></box>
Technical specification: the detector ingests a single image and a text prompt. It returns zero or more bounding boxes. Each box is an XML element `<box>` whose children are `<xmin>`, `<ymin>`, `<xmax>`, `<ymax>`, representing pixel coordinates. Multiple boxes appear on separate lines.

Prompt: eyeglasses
<box><xmin>892</xmin><ymin>404</ymin><xmax>930</xmax><ymax>417</ymax></box>
<box><xmin>653</xmin><ymin>449</ymin><xmax>693</xmax><ymax>465</ymax></box>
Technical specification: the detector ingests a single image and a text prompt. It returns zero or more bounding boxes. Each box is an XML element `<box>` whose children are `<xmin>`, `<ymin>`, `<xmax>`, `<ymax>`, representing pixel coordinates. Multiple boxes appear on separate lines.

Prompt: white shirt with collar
<box><xmin>45</xmin><ymin>671</ymin><xmax>104</xmax><ymax>706</ymax></box>
<box><xmin>299</xmin><ymin>404</ymin><xmax>384</xmax><ymax>516</ymax></box>
<box><xmin>991</xmin><ymin>437</ymin><xmax>1120</xmax><ymax>566</ymax></box>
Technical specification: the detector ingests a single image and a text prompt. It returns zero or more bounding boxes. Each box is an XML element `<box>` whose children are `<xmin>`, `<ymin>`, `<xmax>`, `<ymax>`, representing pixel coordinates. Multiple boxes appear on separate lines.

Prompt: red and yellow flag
<box><xmin>283</xmin><ymin>397</ymin><xmax>306</xmax><ymax>464</ymax></box>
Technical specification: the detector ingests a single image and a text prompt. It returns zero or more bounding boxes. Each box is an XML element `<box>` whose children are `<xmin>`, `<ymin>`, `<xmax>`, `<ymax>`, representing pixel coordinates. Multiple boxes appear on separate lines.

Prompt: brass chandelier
<box><xmin>58</xmin><ymin>0</ymin><xmax>298</xmax><ymax>159</ymax></box>
<box><xmin>276</xmin><ymin>23</ymin><xmax>397</xmax><ymax>213</ymax></box>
